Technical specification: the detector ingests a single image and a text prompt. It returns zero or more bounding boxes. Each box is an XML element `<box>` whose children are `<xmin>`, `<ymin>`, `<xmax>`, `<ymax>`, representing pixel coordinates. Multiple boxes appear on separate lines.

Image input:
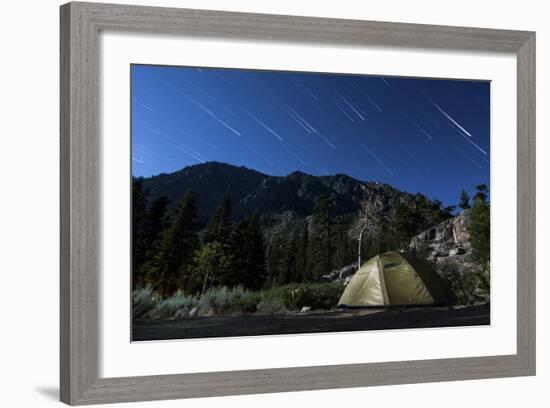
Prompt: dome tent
<box><xmin>338</xmin><ymin>251</ymin><xmax>455</xmax><ymax>307</ymax></box>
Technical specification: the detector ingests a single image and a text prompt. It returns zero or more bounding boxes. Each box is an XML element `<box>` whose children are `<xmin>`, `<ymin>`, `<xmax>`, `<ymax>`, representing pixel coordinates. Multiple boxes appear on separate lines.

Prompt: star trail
<box><xmin>131</xmin><ymin>65</ymin><xmax>490</xmax><ymax>207</ymax></box>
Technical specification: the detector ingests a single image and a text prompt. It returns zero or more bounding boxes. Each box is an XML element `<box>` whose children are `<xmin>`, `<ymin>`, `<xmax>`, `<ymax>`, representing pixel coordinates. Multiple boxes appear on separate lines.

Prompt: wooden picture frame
<box><xmin>60</xmin><ymin>2</ymin><xmax>535</xmax><ymax>405</ymax></box>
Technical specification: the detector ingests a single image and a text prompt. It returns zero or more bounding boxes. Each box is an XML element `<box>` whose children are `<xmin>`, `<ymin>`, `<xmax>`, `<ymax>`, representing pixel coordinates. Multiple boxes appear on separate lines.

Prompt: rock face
<box><xmin>409</xmin><ymin>209</ymin><xmax>478</xmax><ymax>273</ymax></box>
<box><xmin>317</xmin><ymin>210</ymin><xmax>480</xmax><ymax>286</ymax></box>
<box><xmin>318</xmin><ymin>263</ymin><xmax>358</xmax><ymax>285</ymax></box>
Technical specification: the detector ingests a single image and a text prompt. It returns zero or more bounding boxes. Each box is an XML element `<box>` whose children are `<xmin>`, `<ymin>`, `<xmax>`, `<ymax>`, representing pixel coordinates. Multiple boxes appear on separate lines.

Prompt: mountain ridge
<box><xmin>136</xmin><ymin>161</ymin><xmax>419</xmax><ymax>225</ymax></box>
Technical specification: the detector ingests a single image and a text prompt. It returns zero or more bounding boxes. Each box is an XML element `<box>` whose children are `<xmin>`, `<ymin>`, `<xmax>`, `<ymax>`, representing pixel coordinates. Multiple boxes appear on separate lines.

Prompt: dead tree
<box><xmin>353</xmin><ymin>203</ymin><xmax>390</xmax><ymax>272</ymax></box>
<box><xmin>356</xmin><ymin>202</ymin><xmax>369</xmax><ymax>271</ymax></box>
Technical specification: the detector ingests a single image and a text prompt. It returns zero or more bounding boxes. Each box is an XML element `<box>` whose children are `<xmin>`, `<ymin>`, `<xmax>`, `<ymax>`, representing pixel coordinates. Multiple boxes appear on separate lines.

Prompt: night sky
<box><xmin>131</xmin><ymin>65</ymin><xmax>490</xmax><ymax>207</ymax></box>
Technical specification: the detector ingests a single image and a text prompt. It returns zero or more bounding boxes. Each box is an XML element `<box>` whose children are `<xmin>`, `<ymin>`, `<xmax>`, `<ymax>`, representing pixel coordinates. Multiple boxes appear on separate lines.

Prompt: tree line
<box><xmin>132</xmin><ymin>183</ymin><xmax>357</xmax><ymax>297</ymax></box>
<box><xmin>133</xmin><ymin>182</ymin><xmax>267</xmax><ymax>298</ymax></box>
<box><xmin>132</xmin><ymin>180</ymin><xmax>489</xmax><ymax>297</ymax></box>
<box><xmin>133</xmin><ymin>180</ymin><xmax>465</xmax><ymax>298</ymax></box>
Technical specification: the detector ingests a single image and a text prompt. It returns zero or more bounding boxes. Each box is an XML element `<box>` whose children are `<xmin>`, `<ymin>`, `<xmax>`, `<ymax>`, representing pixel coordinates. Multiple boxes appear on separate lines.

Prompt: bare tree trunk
<box><xmin>357</xmin><ymin>224</ymin><xmax>368</xmax><ymax>271</ymax></box>
<box><xmin>201</xmin><ymin>265</ymin><xmax>211</xmax><ymax>296</ymax></box>
<box><xmin>357</xmin><ymin>208</ymin><xmax>368</xmax><ymax>271</ymax></box>
<box><xmin>326</xmin><ymin>208</ymin><xmax>331</xmax><ymax>275</ymax></box>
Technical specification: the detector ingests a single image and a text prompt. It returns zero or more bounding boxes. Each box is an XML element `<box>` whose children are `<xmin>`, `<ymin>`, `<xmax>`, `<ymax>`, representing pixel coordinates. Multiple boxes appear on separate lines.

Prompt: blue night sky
<box><xmin>131</xmin><ymin>65</ymin><xmax>490</xmax><ymax>207</ymax></box>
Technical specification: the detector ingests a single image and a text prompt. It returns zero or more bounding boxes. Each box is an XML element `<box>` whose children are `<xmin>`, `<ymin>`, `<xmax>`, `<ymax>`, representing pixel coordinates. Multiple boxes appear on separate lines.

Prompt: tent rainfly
<box><xmin>338</xmin><ymin>251</ymin><xmax>455</xmax><ymax>307</ymax></box>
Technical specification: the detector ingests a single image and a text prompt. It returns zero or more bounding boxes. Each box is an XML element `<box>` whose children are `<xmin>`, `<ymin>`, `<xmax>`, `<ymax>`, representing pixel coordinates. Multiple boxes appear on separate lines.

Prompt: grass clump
<box><xmin>231</xmin><ymin>286</ymin><xmax>262</xmax><ymax>313</ymax></box>
<box><xmin>153</xmin><ymin>291</ymin><xmax>200</xmax><ymax>319</ymax></box>
<box><xmin>133</xmin><ymin>282</ymin><xmax>345</xmax><ymax>320</ymax></box>
<box><xmin>262</xmin><ymin>282</ymin><xmax>344</xmax><ymax>311</ymax></box>
<box><xmin>200</xmin><ymin>285</ymin><xmax>261</xmax><ymax>315</ymax></box>
<box><xmin>256</xmin><ymin>296</ymin><xmax>287</xmax><ymax>314</ymax></box>
<box><xmin>132</xmin><ymin>286</ymin><xmax>159</xmax><ymax>318</ymax></box>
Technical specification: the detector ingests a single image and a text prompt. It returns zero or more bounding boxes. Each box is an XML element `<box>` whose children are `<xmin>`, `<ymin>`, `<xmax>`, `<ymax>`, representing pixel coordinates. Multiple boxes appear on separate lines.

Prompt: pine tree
<box><xmin>393</xmin><ymin>202</ymin><xmax>414</xmax><ymax>249</ymax></box>
<box><xmin>296</xmin><ymin>220</ymin><xmax>310</xmax><ymax>281</ymax></box>
<box><xmin>266</xmin><ymin>234</ymin><xmax>280</xmax><ymax>286</ymax></box>
<box><xmin>132</xmin><ymin>180</ymin><xmax>149</xmax><ymax>285</ymax></box>
<box><xmin>468</xmin><ymin>187</ymin><xmax>490</xmax><ymax>264</ymax></box>
<box><xmin>148</xmin><ymin>190</ymin><xmax>200</xmax><ymax>297</ymax></box>
<box><xmin>311</xmin><ymin>193</ymin><xmax>336</xmax><ymax>277</ymax></box>
<box><xmin>247</xmin><ymin>212</ymin><xmax>267</xmax><ymax>288</ymax></box>
<box><xmin>473</xmin><ymin>184</ymin><xmax>489</xmax><ymax>204</ymax></box>
<box><xmin>142</xmin><ymin>195</ymin><xmax>169</xmax><ymax>253</ymax></box>
<box><xmin>459</xmin><ymin>189</ymin><xmax>471</xmax><ymax>210</ymax></box>
<box><xmin>266</xmin><ymin>226</ymin><xmax>303</xmax><ymax>286</ymax></box>
<box><xmin>203</xmin><ymin>192</ymin><xmax>234</xmax><ymax>285</ymax></box>
<box><xmin>428</xmin><ymin>199</ymin><xmax>445</xmax><ymax>225</ymax></box>
<box><xmin>132</xmin><ymin>179</ymin><xmax>172</xmax><ymax>288</ymax></box>
<box><xmin>267</xmin><ymin>231</ymin><xmax>284</xmax><ymax>286</ymax></box>
<box><xmin>286</xmin><ymin>229</ymin><xmax>301</xmax><ymax>283</ymax></box>
<box><xmin>147</xmin><ymin>196</ymin><xmax>170</xmax><ymax>237</ymax></box>
<box><xmin>377</xmin><ymin>215</ymin><xmax>391</xmax><ymax>251</ymax></box>
<box><xmin>204</xmin><ymin>192</ymin><xmax>232</xmax><ymax>246</ymax></box>
<box><xmin>366</xmin><ymin>215</ymin><xmax>390</xmax><ymax>258</ymax></box>
<box><xmin>441</xmin><ymin>205</ymin><xmax>456</xmax><ymax>219</ymax></box>
<box><xmin>327</xmin><ymin>213</ymin><xmax>355</xmax><ymax>270</ymax></box>
<box><xmin>228</xmin><ymin>212</ymin><xmax>267</xmax><ymax>289</ymax></box>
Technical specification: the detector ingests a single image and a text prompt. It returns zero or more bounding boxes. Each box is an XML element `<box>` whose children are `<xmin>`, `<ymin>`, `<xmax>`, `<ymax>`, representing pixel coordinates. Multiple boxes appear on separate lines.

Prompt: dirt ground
<box><xmin>132</xmin><ymin>304</ymin><xmax>490</xmax><ymax>341</ymax></box>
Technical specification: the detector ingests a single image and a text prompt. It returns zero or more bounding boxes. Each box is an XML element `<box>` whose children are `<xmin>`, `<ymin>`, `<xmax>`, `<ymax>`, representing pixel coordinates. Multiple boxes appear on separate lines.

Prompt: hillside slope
<box><xmin>138</xmin><ymin>161</ymin><xmax>425</xmax><ymax>226</ymax></box>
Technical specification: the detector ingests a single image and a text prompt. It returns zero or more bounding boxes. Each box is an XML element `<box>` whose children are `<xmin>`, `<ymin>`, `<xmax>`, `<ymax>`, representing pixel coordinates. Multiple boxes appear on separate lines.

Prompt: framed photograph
<box><xmin>60</xmin><ymin>2</ymin><xmax>535</xmax><ymax>405</ymax></box>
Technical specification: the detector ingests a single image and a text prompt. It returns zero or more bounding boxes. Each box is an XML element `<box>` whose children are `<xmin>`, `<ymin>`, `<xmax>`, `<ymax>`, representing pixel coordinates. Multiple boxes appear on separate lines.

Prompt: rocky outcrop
<box><xmin>318</xmin><ymin>263</ymin><xmax>357</xmax><ymax>285</ymax></box>
<box><xmin>409</xmin><ymin>209</ymin><xmax>478</xmax><ymax>273</ymax></box>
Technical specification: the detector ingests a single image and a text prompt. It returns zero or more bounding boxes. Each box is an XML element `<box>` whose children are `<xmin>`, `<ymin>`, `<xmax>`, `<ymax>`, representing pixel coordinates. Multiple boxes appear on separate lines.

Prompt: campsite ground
<box><xmin>132</xmin><ymin>304</ymin><xmax>490</xmax><ymax>341</ymax></box>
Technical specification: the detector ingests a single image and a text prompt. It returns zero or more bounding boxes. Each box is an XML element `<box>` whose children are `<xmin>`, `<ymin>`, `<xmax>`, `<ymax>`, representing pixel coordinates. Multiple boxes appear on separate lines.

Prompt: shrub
<box><xmin>468</xmin><ymin>193</ymin><xmax>490</xmax><ymax>264</ymax></box>
<box><xmin>231</xmin><ymin>286</ymin><xmax>261</xmax><ymax>313</ymax></box>
<box><xmin>304</xmin><ymin>283</ymin><xmax>345</xmax><ymax>310</ymax></box>
<box><xmin>199</xmin><ymin>286</ymin><xmax>261</xmax><ymax>315</ymax></box>
<box><xmin>132</xmin><ymin>286</ymin><xmax>159</xmax><ymax>318</ymax></box>
<box><xmin>283</xmin><ymin>286</ymin><xmax>311</xmax><ymax>310</ymax></box>
<box><xmin>472</xmin><ymin>262</ymin><xmax>490</xmax><ymax>304</ymax></box>
<box><xmin>438</xmin><ymin>262</ymin><xmax>490</xmax><ymax>306</ymax></box>
<box><xmin>262</xmin><ymin>283</ymin><xmax>344</xmax><ymax>311</ymax></box>
<box><xmin>133</xmin><ymin>282</ymin><xmax>345</xmax><ymax>319</ymax></box>
<box><xmin>153</xmin><ymin>291</ymin><xmax>200</xmax><ymax>319</ymax></box>
<box><xmin>199</xmin><ymin>286</ymin><xmax>234</xmax><ymax>314</ymax></box>
<box><xmin>257</xmin><ymin>296</ymin><xmax>287</xmax><ymax>314</ymax></box>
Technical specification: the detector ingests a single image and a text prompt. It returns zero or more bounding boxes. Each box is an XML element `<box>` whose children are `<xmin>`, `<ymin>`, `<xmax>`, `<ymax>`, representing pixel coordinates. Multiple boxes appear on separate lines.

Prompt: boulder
<box><xmin>318</xmin><ymin>263</ymin><xmax>358</xmax><ymax>283</ymax></box>
<box><xmin>188</xmin><ymin>307</ymin><xmax>199</xmax><ymax>318</ymax></box>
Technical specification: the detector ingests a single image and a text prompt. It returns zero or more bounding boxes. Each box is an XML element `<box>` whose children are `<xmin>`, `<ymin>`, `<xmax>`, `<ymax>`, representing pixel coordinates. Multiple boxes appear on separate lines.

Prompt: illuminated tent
<box><xmin>338</xmin><ymin>251</ymin><xmax>455</xmax><ymax>307</ymax></box>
